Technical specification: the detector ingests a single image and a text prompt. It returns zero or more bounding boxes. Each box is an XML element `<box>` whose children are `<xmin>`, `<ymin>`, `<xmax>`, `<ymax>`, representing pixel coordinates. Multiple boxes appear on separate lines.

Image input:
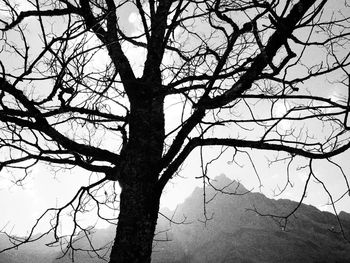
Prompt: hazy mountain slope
<box><xmin>0</xmin><ymin>233</ymin><xmax>61</xmax><ymax>263</ymax></box>
<box><xmin>1</xmin><ymin>174</ymin><xmax>349</xmax><ymax>263</ymax></box>
<box><xmin>152</xmin><ymin>174</ymin><xmax>350</xmax><ymax>263</ymax></box>
<box><xmin>51</xmin><ymin>227</ymin><xmax>114</xmax><ymax>263</ymax></box>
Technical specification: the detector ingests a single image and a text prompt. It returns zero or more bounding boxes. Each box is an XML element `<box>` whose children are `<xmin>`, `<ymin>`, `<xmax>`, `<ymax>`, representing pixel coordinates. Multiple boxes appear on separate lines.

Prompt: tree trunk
<box><xmin>109</xmin><ymin>81</ymin><xmax>165</xmax><ymax>263</ymax></box>
<box><xmin>109</xmin><ymin>181</ymin><xmax>160</xmax><ymax>263</ymax></box>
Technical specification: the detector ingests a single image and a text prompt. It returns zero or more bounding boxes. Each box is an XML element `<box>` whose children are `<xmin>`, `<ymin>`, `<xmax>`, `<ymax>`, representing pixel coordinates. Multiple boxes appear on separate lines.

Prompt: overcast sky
<box><xmin>0</xmin><ymin>1</ymin><xmax>349</xmax><ymax>236</ymax></box>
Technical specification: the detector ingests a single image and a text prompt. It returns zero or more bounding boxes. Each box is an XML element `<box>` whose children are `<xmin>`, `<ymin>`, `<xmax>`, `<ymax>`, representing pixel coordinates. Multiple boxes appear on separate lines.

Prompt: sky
<box><xmin>0</xmin><ymin>0</ymin><xmax>349</xmax><ymax>237</ymax></box>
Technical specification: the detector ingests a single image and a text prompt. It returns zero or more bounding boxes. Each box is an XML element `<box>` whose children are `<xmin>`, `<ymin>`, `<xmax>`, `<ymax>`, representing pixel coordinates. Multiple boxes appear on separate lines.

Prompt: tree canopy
<box><xmin>0</xmin><ymin>0</ymin><xmax>350</xmax><ymax>262</ymax></box>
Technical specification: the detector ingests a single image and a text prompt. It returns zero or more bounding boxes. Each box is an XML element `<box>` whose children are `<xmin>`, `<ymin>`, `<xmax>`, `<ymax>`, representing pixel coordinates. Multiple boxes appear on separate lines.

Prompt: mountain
<box><xmin>0</xmin><ymin>233</ymin><xmax>61</xmax><ymax>263</ymax></box>
<box><xmin>1</xmin><ymin>174</ymin><xmax>349</xmax><ymax>263</ymax></box>
<box><xmin>152</xmin><ymin>174</ymin><xmax>350</xmax><ymax>263</ymax></box>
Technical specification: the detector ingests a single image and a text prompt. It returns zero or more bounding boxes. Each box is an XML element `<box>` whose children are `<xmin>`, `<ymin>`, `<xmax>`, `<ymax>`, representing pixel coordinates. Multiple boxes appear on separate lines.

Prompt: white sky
<box><xmin>0</xmin><ymin>1</ymin><xmax>349</xmax><ymax>236</ymax></box>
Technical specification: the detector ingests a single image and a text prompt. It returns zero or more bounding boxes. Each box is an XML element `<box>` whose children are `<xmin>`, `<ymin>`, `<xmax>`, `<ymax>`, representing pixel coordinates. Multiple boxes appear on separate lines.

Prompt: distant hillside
<box><xmin>1</xmin><ymin>174</ymin><xmax>349</xmax><ymax>263</ymax></box>
<box><xmin>0</xmin><ymin>232</ymin><xmax>61</xmax><ymax>263</ymax></box>
<box><xmin>152</xmin><ymin>174</ymin><xmax>350</xmax><ymax>263</ymax></box>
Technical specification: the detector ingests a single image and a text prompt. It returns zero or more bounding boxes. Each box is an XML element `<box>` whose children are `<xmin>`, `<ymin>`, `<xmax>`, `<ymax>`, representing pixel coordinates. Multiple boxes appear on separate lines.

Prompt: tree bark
<box><xmin>109</xmin><ymin>81</ymin><xmax>165</xmax><ymax>263</ymax></box>
<box><xmin>109</xmin><ymin>181</ymin><xmax>161</xmax><ymax>263</ymax></box>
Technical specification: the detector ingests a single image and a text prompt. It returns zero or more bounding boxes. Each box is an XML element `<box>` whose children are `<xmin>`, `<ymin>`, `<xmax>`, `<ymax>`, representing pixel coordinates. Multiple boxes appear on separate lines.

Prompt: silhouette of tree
<box><xmin>0</xmin><ymin>0</ymin><xmax>349</xmax><ymax>262</ymax></box>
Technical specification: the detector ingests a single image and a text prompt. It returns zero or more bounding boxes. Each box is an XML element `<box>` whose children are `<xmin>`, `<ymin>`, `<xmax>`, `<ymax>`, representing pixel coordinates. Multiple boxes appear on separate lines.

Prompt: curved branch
<box><xmin>1</xmin><ymin>7</ymin><xmax>79</xmax><ymax>31</ymax></box>
<box><xmin>198</xmin><ymin>138</ymin><xmax>350</xmax><ymax>159</ymax></box>
<box><xmin>158</xmin><ymin>135</ymin><xmax>350</xmax><ymax>190</ymax></box>
<box><xmin>0</xmin><ymin>78</ymin><xmax>119</xmax><ymax>164</ymax></box>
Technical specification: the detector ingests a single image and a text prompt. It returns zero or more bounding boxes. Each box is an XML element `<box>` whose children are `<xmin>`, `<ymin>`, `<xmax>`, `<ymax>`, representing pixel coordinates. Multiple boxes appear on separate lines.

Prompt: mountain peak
<box><xmin>211</xmin><ymin>173</ymin><xmax>248</xmax><ymax>193</ymax></box>
<box><xmin>212</xmin><ymin>173</ymin><xmax>232</xmax><ymax>185</ymax></box>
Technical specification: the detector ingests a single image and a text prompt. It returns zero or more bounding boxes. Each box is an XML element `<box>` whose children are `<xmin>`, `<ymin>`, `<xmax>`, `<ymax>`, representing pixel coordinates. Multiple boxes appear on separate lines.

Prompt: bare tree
<box><xmin>0</xmin><ymin>0</ymin><xmax>349</xmax><ymax>262</ymax></box>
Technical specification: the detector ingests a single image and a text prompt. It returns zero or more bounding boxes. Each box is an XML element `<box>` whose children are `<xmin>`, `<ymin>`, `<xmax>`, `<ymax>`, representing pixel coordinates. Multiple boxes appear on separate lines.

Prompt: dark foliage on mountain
<box><xmin>1</xmin><ymin>174</ymin><xmax>349</xmax><ymax>263</ymax></box>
